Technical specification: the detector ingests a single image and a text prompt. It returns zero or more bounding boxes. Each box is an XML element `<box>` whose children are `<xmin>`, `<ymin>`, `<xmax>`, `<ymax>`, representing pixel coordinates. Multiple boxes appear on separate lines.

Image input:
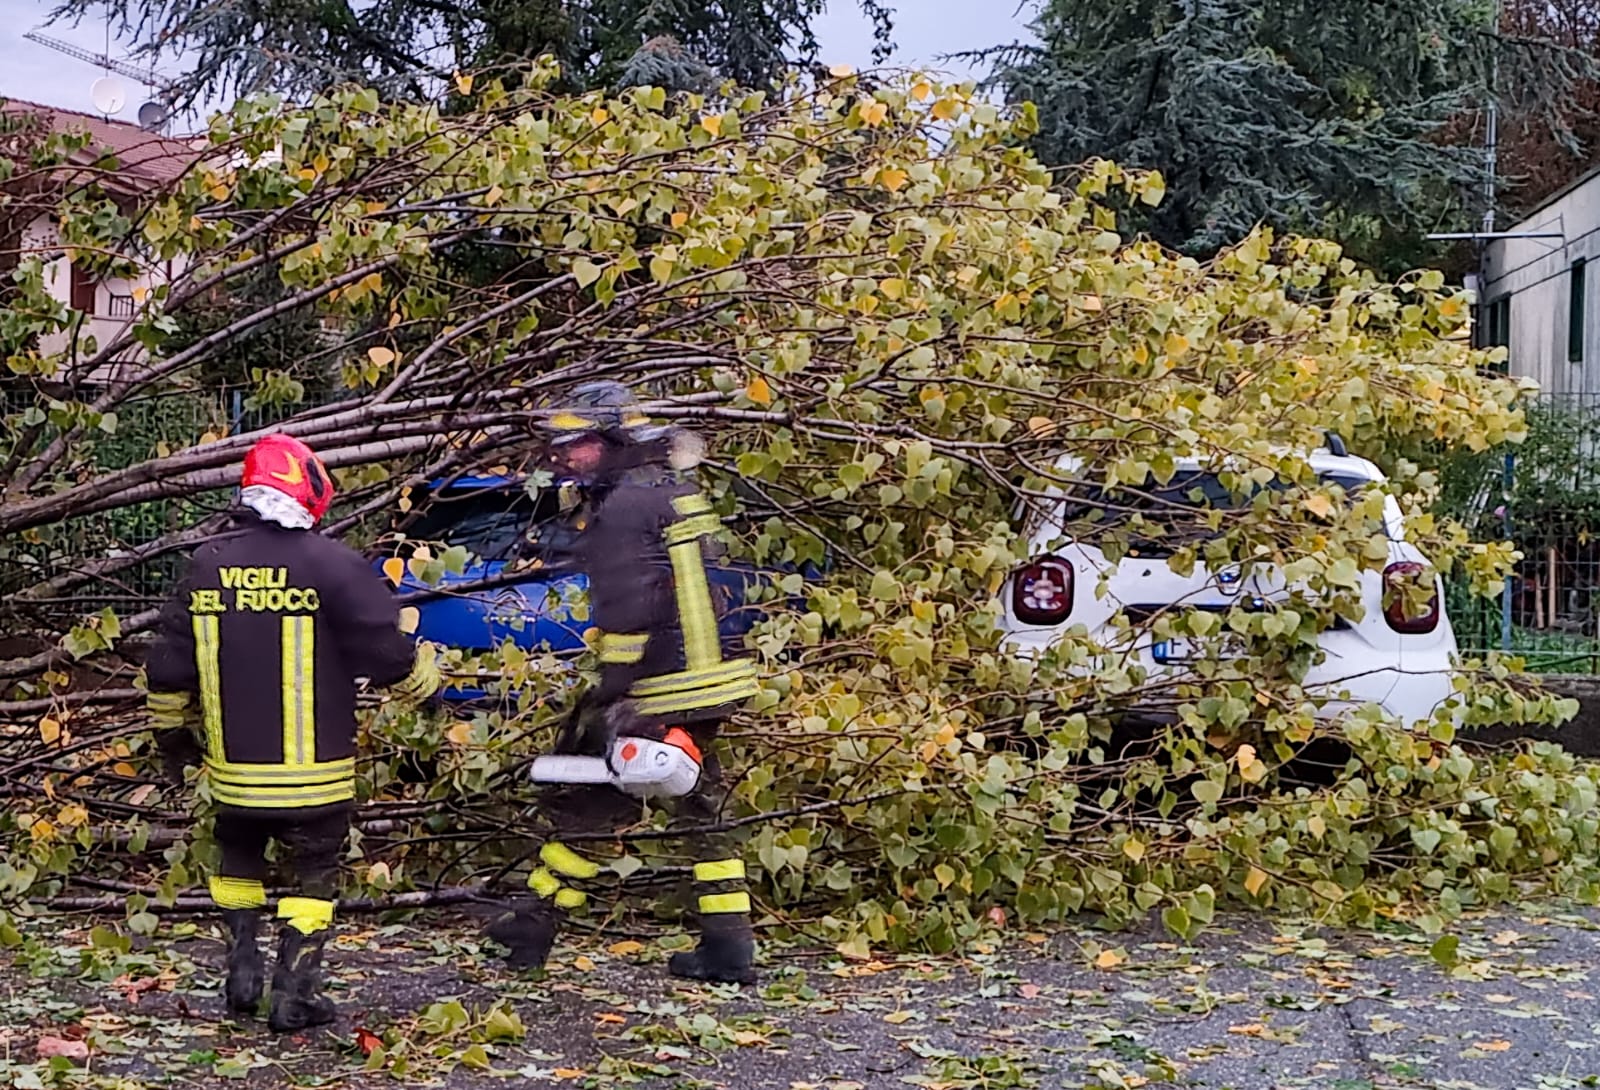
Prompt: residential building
<box><xmin>1</xmin><ymin>99</ymin><xmax>198</xmax><ymax>384</ymax></box>
<box><xmin>1480</xmin><ymin>168</ymin><xmax>1600</xmax><ymax>396</ymax></box>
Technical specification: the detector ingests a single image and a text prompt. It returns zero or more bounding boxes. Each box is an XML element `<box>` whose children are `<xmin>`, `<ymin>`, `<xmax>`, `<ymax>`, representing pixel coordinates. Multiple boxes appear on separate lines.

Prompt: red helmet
<box><xmin>240</xmin><ymin>434</ymin><xmax>334</xmax><ymax>523</ymax></box>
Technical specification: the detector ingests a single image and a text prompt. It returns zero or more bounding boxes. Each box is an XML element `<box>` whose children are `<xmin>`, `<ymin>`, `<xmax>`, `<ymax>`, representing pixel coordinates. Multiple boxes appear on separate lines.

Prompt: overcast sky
<box><xmin>0</xmin><ymin>0</ymin><xmax>1034</xmax><ymax>130</ymax></box>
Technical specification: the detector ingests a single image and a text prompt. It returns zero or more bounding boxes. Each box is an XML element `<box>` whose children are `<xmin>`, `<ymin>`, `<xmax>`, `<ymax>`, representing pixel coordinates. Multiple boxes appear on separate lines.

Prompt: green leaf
<box><xmin>1429</xmin><ymin>934</ymin><xmax>1460</xmax><ymax>969</ymax></box>
<box><xmin>572</xmin><ymin>258</ymin><xmax>603</xmax><ymax>288</ymax></box>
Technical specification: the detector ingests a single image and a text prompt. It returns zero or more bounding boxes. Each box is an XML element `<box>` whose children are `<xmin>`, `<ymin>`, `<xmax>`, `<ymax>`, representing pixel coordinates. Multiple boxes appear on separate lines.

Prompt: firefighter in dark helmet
<box><xmin>487</xmin><ymin>382</ymin><xmax>761</xmax><ymax>984</ymax></box>
<box><xmin>145</xmin><ymin>434</ymin><xmax>441</xmax><ymax>1032</ymax></box>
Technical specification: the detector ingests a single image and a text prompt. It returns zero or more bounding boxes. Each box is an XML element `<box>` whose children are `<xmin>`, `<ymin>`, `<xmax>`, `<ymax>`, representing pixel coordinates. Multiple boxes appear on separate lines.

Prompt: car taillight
<box><xmin>1383</xmin><ymin>561</ymin><xmax>1439</xmax><ymax>634</ymax></box>
<box><xmin>1013</xmin><ymin>556</ymin><xmax>1074</xmax><ymax>625</ymax></box>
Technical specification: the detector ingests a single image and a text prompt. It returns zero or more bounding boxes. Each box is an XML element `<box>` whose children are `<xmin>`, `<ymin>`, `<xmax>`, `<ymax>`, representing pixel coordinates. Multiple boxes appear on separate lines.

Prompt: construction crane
<box><xmin>22</xmin><ymin>30</ymin><xmax>178</xmax><ymax>130</ymax></box>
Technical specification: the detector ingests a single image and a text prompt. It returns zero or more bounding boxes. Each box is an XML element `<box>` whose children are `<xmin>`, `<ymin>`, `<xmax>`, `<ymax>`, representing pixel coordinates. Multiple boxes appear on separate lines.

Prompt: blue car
<box><xmin>372</xmin><ymin>475</ymin><xmax>789</xmax><ymax>702</ymax></box>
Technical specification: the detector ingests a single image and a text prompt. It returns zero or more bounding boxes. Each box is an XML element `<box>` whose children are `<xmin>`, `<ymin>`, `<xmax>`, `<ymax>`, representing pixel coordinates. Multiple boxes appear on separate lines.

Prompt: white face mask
<box><xmin>239</xmin><ymin>485</ymin><xmax>315</xmax><ymax>530</ymax></box>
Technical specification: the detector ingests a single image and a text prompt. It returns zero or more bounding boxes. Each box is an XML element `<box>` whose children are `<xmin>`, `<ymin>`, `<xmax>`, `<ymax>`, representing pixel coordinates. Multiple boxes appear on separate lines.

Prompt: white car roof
<box><xmin>1047</xmin><ymin>448</ymin><xmax>1388</xmax><ymax>484</ymax></box>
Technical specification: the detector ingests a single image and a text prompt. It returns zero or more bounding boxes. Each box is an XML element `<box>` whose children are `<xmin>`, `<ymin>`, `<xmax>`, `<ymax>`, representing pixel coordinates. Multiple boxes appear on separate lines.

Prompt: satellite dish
<box><xmin>90</xmin><ymin>76</ymin><xmax>127</xmax><ymax>115</ymax></box>
<box><xmin>137</xmin><ymin>101</ymin><xmax>169</xmax><ymax>132</ymax></box>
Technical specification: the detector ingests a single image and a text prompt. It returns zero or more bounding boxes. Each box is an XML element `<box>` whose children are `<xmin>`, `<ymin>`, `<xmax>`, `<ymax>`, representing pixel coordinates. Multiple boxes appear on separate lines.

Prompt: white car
<box><xmin>999</xmin><ymin>443</ymin><xmax>1458</xmax><ymax>727</ymax></box>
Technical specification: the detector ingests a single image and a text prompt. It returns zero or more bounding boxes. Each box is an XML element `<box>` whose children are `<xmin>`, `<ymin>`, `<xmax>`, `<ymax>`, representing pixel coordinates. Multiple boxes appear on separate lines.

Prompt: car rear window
<box><xmin>407</xmin><ymin>485</ymin><xmax>574</xmax><ymax>563</ymax></box>
<box><xmin>1041</xmin><ymin>470</ymin><xmax>1381</xmax><ymax>554</ymax></box>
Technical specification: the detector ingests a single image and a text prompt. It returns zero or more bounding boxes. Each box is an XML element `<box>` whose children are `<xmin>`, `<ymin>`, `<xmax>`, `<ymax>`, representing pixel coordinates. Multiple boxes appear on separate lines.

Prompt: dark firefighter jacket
<box><xmin>145</xmin><ymin>514</ymin><xmax>433</xmax><ymax>810</ymax></box>
<box><xmin>579</xmin><ymin>467</ymin><xmax>759</xmax><ymax>722</ymax></box>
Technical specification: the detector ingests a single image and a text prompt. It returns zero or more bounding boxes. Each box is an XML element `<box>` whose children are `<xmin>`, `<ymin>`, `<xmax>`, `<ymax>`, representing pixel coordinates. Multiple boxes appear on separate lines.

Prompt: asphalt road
<box><xmin>5</xmin><ymin>906</ymin><xmax>1600</xmax><ymax>1088</ymax></box>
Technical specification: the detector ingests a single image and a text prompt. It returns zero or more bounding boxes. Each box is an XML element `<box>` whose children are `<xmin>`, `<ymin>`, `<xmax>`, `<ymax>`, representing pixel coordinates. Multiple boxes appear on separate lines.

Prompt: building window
<box><xmin>1480</xmin><ymin>295</ymin><xmax>1511</xmax><ymax>372</ymax></box>
<box><xmin>69</xmin><ymin>262</ymin><xmax>97</xmax><ymax>315</ymax></box>
<box><xmin>107</xmin><ymin>294</ymin><xmax>135</xmax><ymax>319</ymax></box>
<box><xmin>1570</xmin><ymin>258</ymin><xmax>1587</xmax><ymax>363</ymax></box>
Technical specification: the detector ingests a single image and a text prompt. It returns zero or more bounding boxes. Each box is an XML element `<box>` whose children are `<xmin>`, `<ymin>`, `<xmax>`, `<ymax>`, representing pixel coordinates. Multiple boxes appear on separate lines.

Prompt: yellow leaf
<box><xmin>1302</xmin><ymin>493</ymin><xmax>1334</xmax><ymax>518</ymax></box>
<box><xmin>1079</xmin><ymin>294</ymin><xmax>1103</xmax><ymax>311</ymax></box>
<box><xmin>670</xmin><ymin>211</ymin><xmax>689</xmax><ymax>228</ymax></box>
<box><xmin>1122</xmin><ymin>838</ymin><xmax>1146</xmax><ymax>863</ymax></box>
<box><xmin>553</xmin><ymin>1069</ymin><xmax>585</xmax><ymax>1080</ymax></box>
<box><xmin>1492</xmin><ymin>930</ymin><xmax>1522</xmax><ymax>946</ymax></box>
<box><xmin>1094</xmin><ymin>948</ymin><xmax>1125</xmax><ymax>969</ymax></box>
<box><xmin>30</xmin><ymin>819</ymin><xmax>55</xmax><ymax>841</ymax></box>
<box><xmin>1164</xmin><ymin>333</ymin><xmax>1190</xmax><ymax>360</ymax></box>
<box><xmin>595</xmin><ymin>1011</ymin><xmax>627</xmax><ymax>1025</ymax></box>
<box><xmin>381</xmin><ymin>557</ymin><xmax>405</xmax><ymax>586</ymax></box>
<box><xmin>606</xmin><ymin>940</ymin><xmax>644</xmax><ymax>957</ymax></box>
<box><xmin>368</xmin><ymin>861</ymin><xmax>391</xmax><ymax>884</ymax></box>
<box><xmin>860</xmin><ymin>101</ymin><xmax>889</xmax><ymax>127</ymax></box>
<box><xmin>1474</xmin><ymin>1040</ymin><xmax>1512</xmax><ymax>1052</ymax></box>
<box><xmin>931</xmin><ymin>97</ymin><xmax>960</xmax><ymax>121</ymax></box>
<box><xmin>131</xmin><ymin>285</ymin><xmax>148</xmax><ymax>304</ymax></box>
<box><xmin>883</xmin><ymin>1010</ymin><xmax>913</xmax><ymax>1025</ymax></box>
<box><xmin>573</xmin><ymin>955</ymin><xmax>596</xmax><ymax>972</ymax></box>
<box><xmin>590</xmin><ymin>106</ymin><xmax>610</xmax><ymax>125</ymax></box>
<box><xmin>446</xmin><ymin>721</ymin><xmax>473</xmax><ymax>747</ymax></box>
<box><xmin>398</xmin><ymin>606</ymin><xmax>420</xmax><ymax>635</ymax></box>
<box><xmin>454</xmin><ymin>71</ymin><xmax>474</xmax><ymax>95</ymax></box>
<box><xmin>878</xmin><ymin>277</ymin><xmax>906</xmax><ymax>300</ymax></box>
<box><xmin>828</xmin><ymin>63</ymin><xmax>856</xmax><ymax>78</ymax></box>
<box><xmin>700</xmin><ymin>113</ymin><xmax>723</xmax><ymax>137</ymax></box>
<box><xmin>880</xmin><ymin>168</ymin><xmax>909</xmax><ymax>193</ymax></box>
<box><xmin>1308</xmin><ymin>815</ymin><xmax>1327</xmax><ymax>839</ymax></box>
<box><xmin>39</xmin><ymin>717</ymin><xmax>60</xmax><ymax>744</ymax></box>
<box><xmin>1229</xmin><ymin>1023</ymin><xmax>1266</xmax><ymax>1037</ymax></box>
<box><xmin>57</xmin><ymin>804</ymin><xmax>88</xmax><ymax>828</ymax></box>
<box><xmin>367</xmin><ymin>345</ymin><xmax>396</xmax><ymax>368</ymax></box>
<box><xmin>1236</xmin><ymin>744</ymin><xmax>1267</xmax><ymax>783</ymax></box>
<box><xmin>1244</xmin><ymin>866</ymin><xmax>1268</xmax><ymax>896</ymax></box>
<box><xmin>294</xmin><ymin>170</ymin><xmax>315</xmax><ymax>184</ymax></box>
<box><xmin>911</xmin><ymin>79</ymin><xmax>932</xmax><ymax>101</ymax></box>
<box><xmin>484</xmin><ymin>185</ymin><xmax>504</xmax><ymax>206</ymax></box>
<box><xmin>1027</xmin><ymin>417</ymin><xmax>1056</xmax><ymax>437</ymax></box>
<box><xmin>112</xmin><ymin>762</ymin><xmax>137</xmax><ymax>778</ymax></box>
<box><xmin>746</xmin><ymin>375</ymin><xmax>773</xmax><ymax>406</ymax></box>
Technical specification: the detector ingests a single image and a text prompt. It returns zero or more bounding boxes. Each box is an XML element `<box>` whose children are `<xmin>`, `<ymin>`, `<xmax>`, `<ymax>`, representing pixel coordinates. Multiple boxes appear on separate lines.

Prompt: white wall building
<box><xmin>1481</xmin><ymin>168</ymin><xmax>1600</xmax><ymax>397</ymax></box>
<box><xmin>2</xmin><ymin>100</ymin><xmax>197</xmax><ymax>384</ymax></box>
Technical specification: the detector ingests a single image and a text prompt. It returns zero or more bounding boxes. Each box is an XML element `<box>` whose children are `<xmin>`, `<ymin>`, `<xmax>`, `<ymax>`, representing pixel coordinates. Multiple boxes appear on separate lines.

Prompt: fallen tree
<box><xmin>0</xmin><ymin>65</ymin><xmax>1588</xmax><ymax>954</ymax></box>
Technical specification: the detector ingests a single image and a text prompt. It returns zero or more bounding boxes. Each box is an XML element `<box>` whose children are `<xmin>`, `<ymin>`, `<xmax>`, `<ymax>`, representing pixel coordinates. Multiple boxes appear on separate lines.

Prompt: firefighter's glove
<box><xmin>155</xmin><ymin>727</ymin><xmax>203</xmax><ymax>787</ymax></box>
<box><xmin>392</xmin><ymin>640</ymin><xmax>444</xmax><ymax>707</ymax></box>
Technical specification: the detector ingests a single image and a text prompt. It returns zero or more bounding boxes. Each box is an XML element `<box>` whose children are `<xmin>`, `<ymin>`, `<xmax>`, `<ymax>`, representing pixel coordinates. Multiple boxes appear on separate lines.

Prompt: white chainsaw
<box><xmin>529</xmin><ymin>729</ymin><xmax>703</xmax><ymax>799</ymax></box>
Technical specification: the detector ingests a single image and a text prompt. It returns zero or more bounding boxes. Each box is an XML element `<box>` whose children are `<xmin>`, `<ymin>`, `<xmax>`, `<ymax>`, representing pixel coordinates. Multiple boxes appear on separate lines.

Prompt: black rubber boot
<box><xmin>221</xmin><ymin>909</ymin><xmax>266</xmax><ymax>1015</ymax></box>
<box><xmin>485</xmin><ymin>899</ymin><xmax>561</xmax><ymax>970</ymax></box>
<box><xmin>669</xmin><ymin>914</ymin><xmax>756</xmax><ymax>985</ymax></box>
<box><xmin>267</xmin><ymin>927</ymin><xmax>337</xmax><ymax>1033</ymax></box>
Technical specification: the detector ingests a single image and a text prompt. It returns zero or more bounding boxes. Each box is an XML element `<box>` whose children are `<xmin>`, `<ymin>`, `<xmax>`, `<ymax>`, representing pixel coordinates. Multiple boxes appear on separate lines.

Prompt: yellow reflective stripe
<box><xmin>146</xmin><ymin>691</ymin><xmax>191</xmax><ymax>711</ymax></box>
<box><xmin>528</xmin><ymin>868</ymin><xmax>561</xmax><ymax>896</ymax></box>
<box><xmin>554</xmin><ymin>888</ymin><xmax>587</xmax><ymax>910</ymax></box>
<box><xmin>633</xmin><ymin>673</ymin><xmax>760</xmax><ymax>717</ymax></box>
<box><xmin>193</xmin><ymin>616</ymin><xmax>224</xmax><ymax>758</ymax></box>
<box><xmin>630</xmin><ymin>660</ymin><xmax>756</xmax><ymax>697</ymax></box>
<box><xmin>281</xmin><ymin>617</ymin><xmax>315</xmax><ymax>769</ymax></box>
<box><xmin>668</xmin><ymin>540</ymin><xmax>721</xmax><ymax>672</ymax></box>
<box><xmin>209</xmin><ymin>781</ymin><xmax>356</xmax><ymax>808</ymax></box>
<box><xmin>540</xmin><ymin>842</ymin><xmax>600</xmax><ymax>880</ymax></box>
<box><xmin>206</xmin><ymin>758</ymin><xmax>354</xmax><ymax>783</ymax></box>
<box><xmin>694</xmin><ymin>859</ymin><xmax>746</xmax><ymax>883</ymax></box>
<box><xmin>278</xmin><ymin>896</ymin><xmax>335</xmax><ymax>935</ymax></box>
<box><xmin>664</xmin><ymin>513</ymin><xmax>722</xmax><ymax>545</ymax></box>
<box><xmin>671</xmin><ymin>494</ymin><xmax>712</xmax><ymax>516</ymax></box>
<box><xmin>548</xmin><ymin>411</ymin><xmax>597</xmax><ymax>431</ymax></box>
<box><xmin>600</xmin><ymin>632</ymin><xmax>648</xmax><ymax>665</ymax></box>
<box><xmin>209</xmin><ymin>875</ymin><xmax>267</xmax><ymax>909</ymax></box>
<box><xmin>698</xmin><ymin>891</ymin><xmax>751</xmax><ymax>915</ymax></box>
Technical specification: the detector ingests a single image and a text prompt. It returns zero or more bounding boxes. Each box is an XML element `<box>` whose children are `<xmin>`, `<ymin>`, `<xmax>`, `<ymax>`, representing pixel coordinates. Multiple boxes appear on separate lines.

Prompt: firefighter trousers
<box><xmin>208</xmin><ymin>804</ymin><xmax>350</xmax><ymax>931</ymax></box>
<box><xmin>495</xmin><ymin>721</ymin><xmax>752</xmax><ymax>969</ymax></box>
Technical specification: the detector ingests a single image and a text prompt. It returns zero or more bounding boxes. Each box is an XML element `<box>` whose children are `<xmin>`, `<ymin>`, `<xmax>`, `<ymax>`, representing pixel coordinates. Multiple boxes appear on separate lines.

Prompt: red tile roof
<box><xmin>1</xmin><ymin>98</ymin><xmax>199</xmax><ymax>185</ymax></box>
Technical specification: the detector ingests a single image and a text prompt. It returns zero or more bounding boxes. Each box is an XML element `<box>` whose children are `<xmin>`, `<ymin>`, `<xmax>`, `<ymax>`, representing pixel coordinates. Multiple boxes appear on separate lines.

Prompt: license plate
<box><xmin>1151</xmin><ymin>637</ymin><xmax>1242</xmax><ymax>663</ymax></box>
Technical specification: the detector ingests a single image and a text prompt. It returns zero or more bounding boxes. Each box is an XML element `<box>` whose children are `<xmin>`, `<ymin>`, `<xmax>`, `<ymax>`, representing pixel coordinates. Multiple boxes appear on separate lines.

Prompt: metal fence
<box><xmin>2</xmin><ymin>386</ymin><xmax>324</xmax><ymax>620</ymax></box>
<box><xmin>1443</xmin><ymin>393</ymin><xmax>1600</xmax><ymax>672</ymax></box>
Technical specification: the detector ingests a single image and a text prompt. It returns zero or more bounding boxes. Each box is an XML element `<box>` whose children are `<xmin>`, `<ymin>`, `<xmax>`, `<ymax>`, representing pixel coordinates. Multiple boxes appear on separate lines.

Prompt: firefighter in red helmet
<box><xmin>145</xmin><ymin>433</ymin><xmax>441</xmax><ymax>1032</ymax></box>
